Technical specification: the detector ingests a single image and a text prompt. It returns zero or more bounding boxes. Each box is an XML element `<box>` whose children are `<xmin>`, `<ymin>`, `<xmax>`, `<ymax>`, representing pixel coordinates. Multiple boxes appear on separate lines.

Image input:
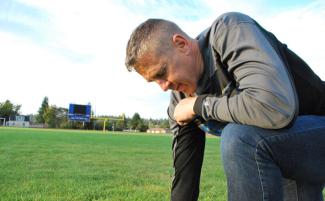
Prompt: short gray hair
<box><xmin>125</xmin><ymin>19</ymin><xmax>187</xmax><ymax>71</ymax></box>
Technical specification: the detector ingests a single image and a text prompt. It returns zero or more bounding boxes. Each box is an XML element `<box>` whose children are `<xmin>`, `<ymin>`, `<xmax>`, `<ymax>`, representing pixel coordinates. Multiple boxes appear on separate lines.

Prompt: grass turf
<box><xmin>2</xmin><ymin>127</ymin><xmax>323</xmax><ymax>200</ymax></box>
<box><xmin>0</xmin><ymin>127</ymin><xmax>225</xmax><ymax>201</ymax></box>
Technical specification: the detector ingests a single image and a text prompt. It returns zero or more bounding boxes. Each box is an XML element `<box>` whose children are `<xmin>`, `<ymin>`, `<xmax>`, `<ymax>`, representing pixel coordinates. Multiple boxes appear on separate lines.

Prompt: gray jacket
<box><xmin>168</xmin><ymin>12</ymin><xmax>299</xmax><ymax>135</ymax></box>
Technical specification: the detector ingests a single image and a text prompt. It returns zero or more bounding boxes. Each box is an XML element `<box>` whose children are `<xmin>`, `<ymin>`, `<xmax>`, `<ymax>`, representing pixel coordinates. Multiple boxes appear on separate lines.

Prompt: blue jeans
<box><xmin>221</xmin><ymin>115</ymin><xmax>325</xmax><ymax>201</ymax></box>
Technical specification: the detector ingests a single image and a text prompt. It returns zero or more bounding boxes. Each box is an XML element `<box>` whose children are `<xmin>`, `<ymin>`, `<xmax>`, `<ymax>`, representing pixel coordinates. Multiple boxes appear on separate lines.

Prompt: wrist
<box><xmin>193</xmin><ymin>94</ymin><xmax>209</xmax><ymax>116</ymax></box>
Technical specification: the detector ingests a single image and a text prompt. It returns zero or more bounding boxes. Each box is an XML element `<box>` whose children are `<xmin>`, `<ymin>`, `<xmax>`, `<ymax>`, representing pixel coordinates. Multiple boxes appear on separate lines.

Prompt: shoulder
<box><xmin>214</xmin><ymin>12</ymin><xmax>255</xmax><ymax>27</ymax></box>
<box><xmin>196</xmin><ymin>12</ymin><xmax>257</xmax><ymax>40</ymax></box>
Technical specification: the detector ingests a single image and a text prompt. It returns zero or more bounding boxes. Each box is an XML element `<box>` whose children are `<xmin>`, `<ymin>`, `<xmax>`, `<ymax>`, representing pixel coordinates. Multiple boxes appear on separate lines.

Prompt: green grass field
<box><xmin>0</xmin><ymin>127</ymin><xmax>226</xmax><ymax>201</ymax></box>
<box><xmin>1</xmin><ymin>127</ymin><xmax>324</xmax><ymax>201</ymax></box>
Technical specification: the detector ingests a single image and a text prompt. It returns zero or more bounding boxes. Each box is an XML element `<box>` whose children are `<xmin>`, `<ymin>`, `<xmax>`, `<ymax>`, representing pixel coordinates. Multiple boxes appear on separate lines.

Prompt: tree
<box><xmin>137</xmin><ymin>121</ymin><xmax>148</xmax><ymax>132</ymax></box>
<box><xmin>160</xmin><ymin>119</ymin><xmax>170</xmax><ymax>128</ymax></box>
<box><xmin>43</xmin><ymin>105</ymin><xmax>68</xmax><ymax>128</ymax></box>
<box><xmin>130</xmin><ymin>113</ymin><xmax>141</xmax><ymax>130</ymax></box>
<box><xmin>113</xmin><ymin>119</ymin><xmax>125</xmax><ymax>131</ymax></box>
<box><xmin>44</xmin><ymin>106</ymin><xmax>56</xmax><ymax>128</ymax></box>
<box><xmin>0</xmin><ymin>100</ymin><xmax>21</xmax><ymax>121</ymax></box>
<box><xmin>36</xmin><ymin>97</ymin><xmax>49</xmax><ymax>123</ymax></box>
<box><xmin>147</xmin><ymin>118</ymin><xmax>169</xmax><ymax>129</ymax></box>
<box><xmin>129</xmin><ymin>113</ymin><xmax>149</xmax><ymax>132</ymax></box>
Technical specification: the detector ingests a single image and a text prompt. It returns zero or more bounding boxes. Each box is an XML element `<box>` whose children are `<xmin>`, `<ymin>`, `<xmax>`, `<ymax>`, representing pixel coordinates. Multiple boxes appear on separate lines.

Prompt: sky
<box><xmin>0</xmin><ymin>0</ymin><xmax>324</xmax><ymax>119</ymax></box>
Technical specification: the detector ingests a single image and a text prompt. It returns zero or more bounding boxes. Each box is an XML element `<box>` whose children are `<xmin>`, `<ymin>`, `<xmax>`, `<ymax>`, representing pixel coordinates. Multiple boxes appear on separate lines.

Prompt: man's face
<box><xmin>136</xmin><ymin>48</ymin><xmax>198</xmax><ymax>95</ymax></box>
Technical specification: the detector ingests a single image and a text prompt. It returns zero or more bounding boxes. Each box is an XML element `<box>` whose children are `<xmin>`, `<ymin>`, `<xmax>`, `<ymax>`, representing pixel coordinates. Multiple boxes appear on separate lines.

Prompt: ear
<box><xmin>172</xmin><ymin>34</ymin><xmax>190</xmax><ymax>54</ymax></box>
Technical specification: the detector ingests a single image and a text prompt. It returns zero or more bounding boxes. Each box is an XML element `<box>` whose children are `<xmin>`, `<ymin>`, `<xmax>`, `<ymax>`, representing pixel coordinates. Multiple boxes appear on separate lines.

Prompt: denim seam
<box><xmin>255</xmin><ymin>138</ymin><xmax>301</xmax><ymax>201</ymax></box>
<box><xmin>255</xmin><ymin>139</ymin><xmax>267</xmax><ymax>201</ymax></box>
<box><xmin>254</xmin><ymin>127</ymin><xmax>325</xmax><ymax>201</ymax></box>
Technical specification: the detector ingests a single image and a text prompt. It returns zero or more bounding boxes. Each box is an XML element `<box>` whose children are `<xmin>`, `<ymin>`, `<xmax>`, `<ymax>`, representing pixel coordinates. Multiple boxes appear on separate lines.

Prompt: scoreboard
<box><xmin>68</xmin><ymin>104</ymin><xmax>91</xmax><ymax>122</ymax></box>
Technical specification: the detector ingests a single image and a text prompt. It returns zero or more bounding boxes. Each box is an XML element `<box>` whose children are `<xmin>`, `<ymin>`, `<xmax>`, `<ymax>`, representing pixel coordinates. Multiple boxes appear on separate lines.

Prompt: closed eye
<box><xmin>153</xmin><ymin>64</ymin><xmax>167</xmax><ymax>80</ymax></box>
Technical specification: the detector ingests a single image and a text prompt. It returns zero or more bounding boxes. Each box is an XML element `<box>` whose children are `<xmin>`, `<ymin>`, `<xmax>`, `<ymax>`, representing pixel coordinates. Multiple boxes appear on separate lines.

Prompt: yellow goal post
<box><xmin>91</xmin><ymin>113</ymin><xmax>125</xmax><ymax>132</ymax></box>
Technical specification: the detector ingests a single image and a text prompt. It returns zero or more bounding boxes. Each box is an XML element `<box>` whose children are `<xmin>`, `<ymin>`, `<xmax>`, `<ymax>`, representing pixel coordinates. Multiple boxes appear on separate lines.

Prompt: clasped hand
<box><xmin>173</xmin><ymin>97</ymin><xmax>197</xmax><ymax>126</ymax></box>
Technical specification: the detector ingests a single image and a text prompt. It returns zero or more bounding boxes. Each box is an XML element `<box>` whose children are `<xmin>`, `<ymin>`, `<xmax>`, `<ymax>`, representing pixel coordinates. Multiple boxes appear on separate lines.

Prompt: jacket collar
<box><xmin>195</xmin><ymin>28</ymin><xmax>217</xmax><ymax>95</ymax></box>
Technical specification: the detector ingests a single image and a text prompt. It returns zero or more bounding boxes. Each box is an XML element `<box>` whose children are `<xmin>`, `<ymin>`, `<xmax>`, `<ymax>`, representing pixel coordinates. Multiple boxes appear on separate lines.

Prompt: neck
<box><xmin>193</xmin><ymin>40</ymin><xmax>204</xmax><ymax>83</ymax></box>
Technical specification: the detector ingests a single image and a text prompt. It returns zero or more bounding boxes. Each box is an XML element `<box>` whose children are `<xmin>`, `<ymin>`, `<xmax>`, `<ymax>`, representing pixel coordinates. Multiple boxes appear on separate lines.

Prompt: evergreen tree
<box><xmin>36</xmin><ymin>97</ymin><xmax>49</xmax><ymax>123</ymax></box>
<box><xmin>130</xmin><ymin>112</ymin><xmax>141</xmax><ymax>130</ymax></box>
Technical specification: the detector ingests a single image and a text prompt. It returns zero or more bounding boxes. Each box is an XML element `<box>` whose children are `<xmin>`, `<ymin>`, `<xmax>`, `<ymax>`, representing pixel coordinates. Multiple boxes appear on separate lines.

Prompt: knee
<box><xmin>220</xmin><ymin>123</ymin><xmax>260</xmax><ymax>164</ymax></box>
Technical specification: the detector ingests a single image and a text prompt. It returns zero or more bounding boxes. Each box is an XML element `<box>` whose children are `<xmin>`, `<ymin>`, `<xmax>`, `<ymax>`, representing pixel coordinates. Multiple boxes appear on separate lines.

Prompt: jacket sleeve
<box><xmin>194</xmin><ymin>13</ymin><xmax>298</xmax><ymax>129</ymax></box>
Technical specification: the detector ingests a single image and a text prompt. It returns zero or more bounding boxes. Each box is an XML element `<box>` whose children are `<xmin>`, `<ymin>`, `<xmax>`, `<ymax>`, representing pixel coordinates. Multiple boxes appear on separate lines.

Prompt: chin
<box><xmin>175</xmin><ymin>84</ymin><xmax>196</xmax><ymax>95</ymax></box>
<box><xmin>183</xmin><ymin>88</ymin><xmax>196</xmax><ymax>96</ymax></box>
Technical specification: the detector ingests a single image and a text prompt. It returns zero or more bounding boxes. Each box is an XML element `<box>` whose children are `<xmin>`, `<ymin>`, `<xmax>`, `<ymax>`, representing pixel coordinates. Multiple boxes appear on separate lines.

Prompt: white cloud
<box><xmin>1</xmin><ymin>0</ymin><xmax>324</xmax><ymax>119</ymax></box>
<box><xmin>1</xmin><ymin>0</ymin><xmax>170</xmax><ymax>118</ymax></box>
<box><xmin>261</xmin><ymin>0</ymin><xmax>325</xmax><ymax>79</ymax></box>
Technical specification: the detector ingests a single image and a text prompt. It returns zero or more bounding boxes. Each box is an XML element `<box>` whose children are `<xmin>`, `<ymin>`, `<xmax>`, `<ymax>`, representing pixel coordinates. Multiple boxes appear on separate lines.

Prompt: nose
<box><xmin>156</xmin><ymin>79</ymin><xmax>171</xmax><ymax>91</ymax></box>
